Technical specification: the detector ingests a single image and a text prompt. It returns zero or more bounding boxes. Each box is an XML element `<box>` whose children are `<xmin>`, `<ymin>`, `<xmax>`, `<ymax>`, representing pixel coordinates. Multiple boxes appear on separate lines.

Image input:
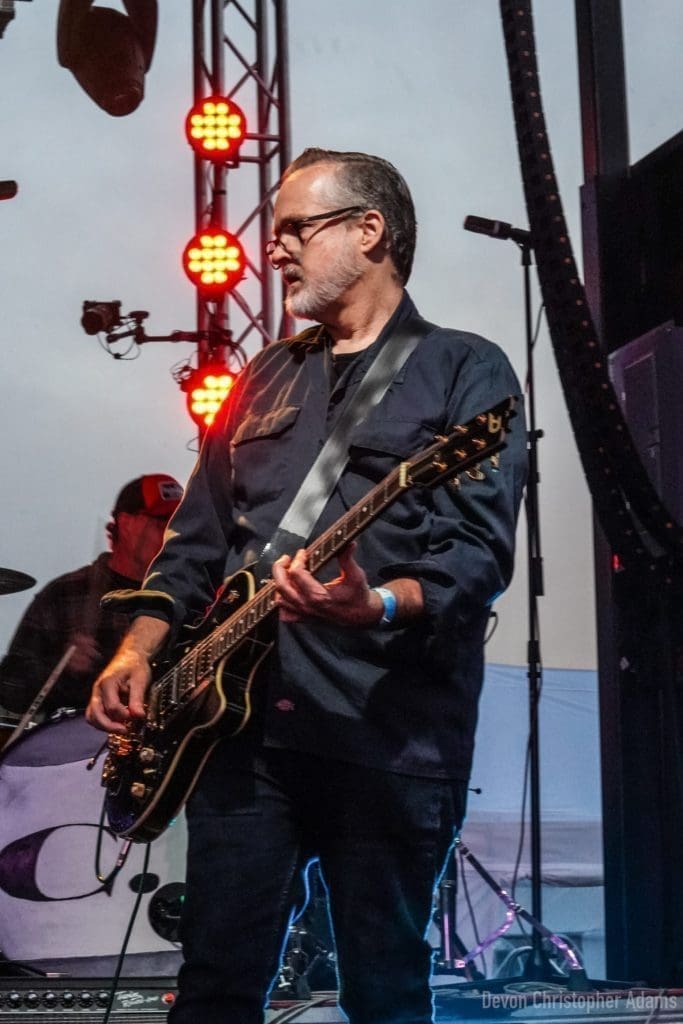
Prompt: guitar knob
<box><xmin>130</xmin><ymin>782</ymin><xmax>148</xmax><ymax>800</ymax></box>
<box><xmin>139</xmin><ymin>746</ymin><xmax>157</xmax><ymax>764</ymax></box>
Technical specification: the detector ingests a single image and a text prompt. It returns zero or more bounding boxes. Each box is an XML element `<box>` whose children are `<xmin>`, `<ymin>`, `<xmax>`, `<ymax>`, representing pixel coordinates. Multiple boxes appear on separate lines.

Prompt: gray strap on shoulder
<box><xmin>257</xmin><ymin>316</ymin><xmax>435</xmax><ymax>578</ymax></box>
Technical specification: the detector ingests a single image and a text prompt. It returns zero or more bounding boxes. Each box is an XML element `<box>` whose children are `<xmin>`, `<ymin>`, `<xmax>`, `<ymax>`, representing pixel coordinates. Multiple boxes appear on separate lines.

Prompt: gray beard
<box><xmin>285</xmin><ymin>245</ymin><xmax>364</xmax><ymax>321</ymax></box>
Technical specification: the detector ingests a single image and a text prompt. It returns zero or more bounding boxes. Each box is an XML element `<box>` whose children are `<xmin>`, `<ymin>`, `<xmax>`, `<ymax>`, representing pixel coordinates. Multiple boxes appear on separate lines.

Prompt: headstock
<box><xmin>405</xmin><ymin>397</ymin><xmax>516</xmax><ymax>489</ymax></box>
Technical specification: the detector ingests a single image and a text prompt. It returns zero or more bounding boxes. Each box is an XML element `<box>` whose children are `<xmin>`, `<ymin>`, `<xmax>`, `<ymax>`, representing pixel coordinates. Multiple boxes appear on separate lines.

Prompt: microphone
<box><xmin>464</xmin><ymin>214</ymin><xmax>532</xmax><ymax>246</ymax></box>
<box><xmin>0</xmin><ymin>180</ymin><xmax>18</xmax><ymax>201</ymax></box>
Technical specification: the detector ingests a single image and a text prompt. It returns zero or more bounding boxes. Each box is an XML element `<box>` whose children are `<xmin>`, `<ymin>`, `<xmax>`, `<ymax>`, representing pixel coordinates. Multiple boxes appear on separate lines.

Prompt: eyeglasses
<box><xmin>265</xmin><ymin>205</ymin><xmax>365</xmax><ymax>263</ymax></box>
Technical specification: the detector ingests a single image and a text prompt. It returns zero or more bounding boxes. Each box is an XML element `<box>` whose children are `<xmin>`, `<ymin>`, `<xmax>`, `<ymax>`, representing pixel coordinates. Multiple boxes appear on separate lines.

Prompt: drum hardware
<box><xmin>275</xmin><ymin>865</ymin><xmax>337</xmax><ymax>1000</ymax></box>
<box><xmin>433</xmin><ymin>845</ymin><xmax>486</xmax><ymax>982</ymax></box>
<box><xmin>2</xmin><ymin>646</ymin><xmax>77</xmax><ymax>755</ymax></box>
<box><xmin>277</xmin><ymin>923</ymin><xmax>337</xmax><ymax>1001</ymax></box>
<box><xmin>0</xmin><ymin>569</ymin><xmax>35</xmax><ymax>596</ymax></box>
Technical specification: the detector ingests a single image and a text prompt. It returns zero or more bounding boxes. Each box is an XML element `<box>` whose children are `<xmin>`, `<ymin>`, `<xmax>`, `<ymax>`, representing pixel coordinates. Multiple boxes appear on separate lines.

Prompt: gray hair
<box><xmin>283</xmin><ymin>148</ymin><xmax>417</xmax><ymax>285</ymax></box>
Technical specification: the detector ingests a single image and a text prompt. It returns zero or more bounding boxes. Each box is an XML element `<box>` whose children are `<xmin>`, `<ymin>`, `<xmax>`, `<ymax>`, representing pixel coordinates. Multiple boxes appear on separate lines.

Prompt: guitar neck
<box><xmin>305</xmin><ymin>463</ymin><xmax>406</xmax><ymax>574</ymax></box>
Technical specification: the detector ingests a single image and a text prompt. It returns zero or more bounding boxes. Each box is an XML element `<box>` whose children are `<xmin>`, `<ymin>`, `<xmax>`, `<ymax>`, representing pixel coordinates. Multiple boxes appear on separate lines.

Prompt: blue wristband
<box><xmin>372</xmin><ymin>586</ymin><xmax>397</xmax><ymax>628</ymax></box>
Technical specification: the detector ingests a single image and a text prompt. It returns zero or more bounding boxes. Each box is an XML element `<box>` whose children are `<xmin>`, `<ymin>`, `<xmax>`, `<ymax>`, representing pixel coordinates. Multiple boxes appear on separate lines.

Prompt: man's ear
<box><xmin>358</xmin><ymin>209</ymin><xmax>387</xmax><ymax>258</ymax></box>
<box><xmin>106</xmin><ymin>517</ymin><xmax>118</xmax><ymax>549</ymax></box>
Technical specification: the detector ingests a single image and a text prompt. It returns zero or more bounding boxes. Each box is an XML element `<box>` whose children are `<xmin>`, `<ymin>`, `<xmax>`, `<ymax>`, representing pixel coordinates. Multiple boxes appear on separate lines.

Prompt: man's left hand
<box><xmin>272</xmin><ymin>542</ymin><xmax>383</xmax><ymax>628</ymax></box>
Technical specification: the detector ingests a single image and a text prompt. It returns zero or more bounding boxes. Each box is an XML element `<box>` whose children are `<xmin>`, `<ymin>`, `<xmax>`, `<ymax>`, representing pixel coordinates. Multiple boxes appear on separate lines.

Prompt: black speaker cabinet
<box><xmin>608</xmin><ymin>320</ymin><xmax>683</xmax><ymax>527</ymax></box>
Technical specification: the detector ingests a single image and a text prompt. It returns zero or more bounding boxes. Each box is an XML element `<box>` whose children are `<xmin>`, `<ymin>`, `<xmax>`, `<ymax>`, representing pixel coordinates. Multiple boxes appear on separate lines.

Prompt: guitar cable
<box><xmin>100</xmin><ymin>840</ymin><xmax>153</xmax><ymax>1024</ymax></box>
<box><xmin>86</xmin><ymin>738</ymin><xmax>109</xmax><ymax>771</ymax></box>
<box><xmin>82</xmin><ymin>726</ymin><xmax>164</xmax><ymax>1018</ymax></box>
<box><xmin>81</xmin><ymin>756</ymin><xmax>155</xmax><ymax>1024</ymax></box>
<box><xmin>86</xmin><ymin>745</ymin><xmax>136</xmax><ymax>893</ymax></box>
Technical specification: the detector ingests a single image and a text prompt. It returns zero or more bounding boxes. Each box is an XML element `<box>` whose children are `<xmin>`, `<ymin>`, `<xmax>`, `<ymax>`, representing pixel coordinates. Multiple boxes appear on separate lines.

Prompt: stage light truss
<box><xmin>189</xmin><ymin>0</ymin><xmax>292</xmax><ymax>381</ymax></box>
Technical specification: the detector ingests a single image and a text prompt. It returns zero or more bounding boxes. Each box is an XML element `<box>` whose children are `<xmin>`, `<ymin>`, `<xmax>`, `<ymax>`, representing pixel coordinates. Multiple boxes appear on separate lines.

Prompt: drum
<box><xmin>0</xmin><ymin>713</ymin><xmax>187</xmax><ymax>962</ymax></box>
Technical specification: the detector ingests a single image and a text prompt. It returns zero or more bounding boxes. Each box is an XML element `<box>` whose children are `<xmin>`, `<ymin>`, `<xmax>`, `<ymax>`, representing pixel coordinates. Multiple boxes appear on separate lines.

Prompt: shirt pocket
<box><xmin>340</xmin><ymin>417</ymin><xmax>438</xmax><ymax>553</ymax></box>
<box><xmin>341</xmin><ymin>417</ymin><xmax>438</xmax><ymax>507</ymax></box>
<box><xmin>231</xmin><ymin>404</ymin><xmax>302</xmax><ymax>507</ymax></box>
<box><xmin>349</xmin><ymin>417</ymin><xmax>437</xmax><ymax>467</ymax></box>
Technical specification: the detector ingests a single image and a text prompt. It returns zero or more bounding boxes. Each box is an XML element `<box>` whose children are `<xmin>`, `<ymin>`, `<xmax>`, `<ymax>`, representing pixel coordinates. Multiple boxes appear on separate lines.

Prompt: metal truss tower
<box><xmin>191</xmin><ymin>0</ymin><xmax>293</xmax><ymax>374</ymax></box>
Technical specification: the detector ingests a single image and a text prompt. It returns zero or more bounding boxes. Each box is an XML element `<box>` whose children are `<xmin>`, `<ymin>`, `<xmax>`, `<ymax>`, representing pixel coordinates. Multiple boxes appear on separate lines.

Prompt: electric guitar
<box><xmin>102</xmin><ymin>396</ymin><xmax>516</xmax><ymax>842</ymax></box>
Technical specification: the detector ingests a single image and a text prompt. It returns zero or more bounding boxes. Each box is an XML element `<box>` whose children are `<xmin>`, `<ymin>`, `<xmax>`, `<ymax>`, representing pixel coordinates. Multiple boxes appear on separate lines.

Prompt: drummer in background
<box><xmin>0</xmin><ymin>475</ymin><xmax>182</xmax><ymax>720</ymax></box>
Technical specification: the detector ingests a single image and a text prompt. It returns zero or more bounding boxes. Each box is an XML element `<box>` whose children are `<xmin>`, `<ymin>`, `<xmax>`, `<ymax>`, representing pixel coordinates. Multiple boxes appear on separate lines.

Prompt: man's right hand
<box><xmin>86</xmin><ymin>616</ymin><xmax>170</xmax><ymax>733</ymax></box>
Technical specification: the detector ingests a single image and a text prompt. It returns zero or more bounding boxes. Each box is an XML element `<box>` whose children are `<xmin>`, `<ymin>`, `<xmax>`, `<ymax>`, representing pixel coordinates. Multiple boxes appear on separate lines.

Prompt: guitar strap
<box><xmin>255</xmin><ymin>314</ymin><xmax>436</xmax><ymax>579</ymax></box>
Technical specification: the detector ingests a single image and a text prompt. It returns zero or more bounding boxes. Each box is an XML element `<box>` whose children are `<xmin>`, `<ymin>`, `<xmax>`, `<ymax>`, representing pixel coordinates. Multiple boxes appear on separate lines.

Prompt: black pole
<box><xmin>435</xmin><ymin>848</ymin><xmax>485</xmax><ymax>981</ymax></box>
<box><xmin>275</xmin><ymin>0</ymin><xmax>294</xmax><ymax>339</ymax></box>
<box><xmin>192</xmin><ymin>0</ymin><xmax>208</xmax><ymax>362</ymax></box>
<box><xmin>255</xmin><ymin>0</ymin><xmax>273</xmax><ymax>342</ymax></box>
<box><xmin>520</xmin><ymin>240</ymin><xmax>547</xmax><ymax>977</ymax></box>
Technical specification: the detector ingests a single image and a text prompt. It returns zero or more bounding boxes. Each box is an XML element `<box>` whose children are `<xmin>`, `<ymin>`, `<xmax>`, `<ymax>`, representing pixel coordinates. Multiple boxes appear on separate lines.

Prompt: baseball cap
<box><xmin>113</xmin><ymin>474</ymin><xmax>183</xmax><ymax>519</ymax></box>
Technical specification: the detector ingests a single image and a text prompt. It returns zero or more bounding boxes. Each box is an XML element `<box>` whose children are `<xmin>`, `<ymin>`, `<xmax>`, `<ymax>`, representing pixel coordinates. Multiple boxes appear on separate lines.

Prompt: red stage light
<box><xmin>185</xmin><ymin>97</ymin><xmax>246</xmax><ymax>161</ymax></box>
<box><xmin>182</xmin><ymin>228</ymin><xmax>245</xmax><ymax>296</ymax></box>
<box><xmin>184</xmin><ymin>364</ymin><xmax>236</xmax><ymax>430</ymax></box>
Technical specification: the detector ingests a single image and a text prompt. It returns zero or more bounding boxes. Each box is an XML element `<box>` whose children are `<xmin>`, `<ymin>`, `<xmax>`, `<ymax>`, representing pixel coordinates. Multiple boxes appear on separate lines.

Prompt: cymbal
<box><xmin>0</xmin><ymin>568</ymin><xmax>36</xmax><ymax>595</ymax></box>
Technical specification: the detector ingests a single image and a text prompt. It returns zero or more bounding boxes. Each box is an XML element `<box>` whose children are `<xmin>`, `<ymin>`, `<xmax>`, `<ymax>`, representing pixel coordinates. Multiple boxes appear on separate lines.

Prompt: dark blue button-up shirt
<box><xmin>115</xmin><ymin>293</ymin><xmax>527</xmax><ymax>780</ymax></box>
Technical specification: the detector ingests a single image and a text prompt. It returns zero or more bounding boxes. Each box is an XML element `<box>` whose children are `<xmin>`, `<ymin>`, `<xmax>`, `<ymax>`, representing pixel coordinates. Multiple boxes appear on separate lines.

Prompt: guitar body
<box><xmin>103</xmin><ymin>569</ymin><xmax>274</xmax><ymax>842</ymax></box>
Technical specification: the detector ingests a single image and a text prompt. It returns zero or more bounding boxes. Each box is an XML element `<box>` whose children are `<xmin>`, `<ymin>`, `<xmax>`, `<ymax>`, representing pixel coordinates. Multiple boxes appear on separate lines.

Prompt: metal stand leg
<box><xmin>434</xmin><ymin>848</ymin><xmax>485</xmax><ymax>981</ymax></box>
<box><xmin>455</xmin><ymin>839</ymin><xmax>591</xmax><ymax>990</ymax></box>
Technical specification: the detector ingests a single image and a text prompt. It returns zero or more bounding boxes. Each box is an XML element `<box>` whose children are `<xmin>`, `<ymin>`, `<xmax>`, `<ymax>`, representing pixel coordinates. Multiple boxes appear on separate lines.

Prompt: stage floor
<box><xmin>265</xmin><ymin>988</ymin><xmax>683</xmax><ymax>1024</ymax></box>
<box><xmin>1</xmin><ymin>977</ymin><xmax>681</xmax><ymax>1022</ymax></box>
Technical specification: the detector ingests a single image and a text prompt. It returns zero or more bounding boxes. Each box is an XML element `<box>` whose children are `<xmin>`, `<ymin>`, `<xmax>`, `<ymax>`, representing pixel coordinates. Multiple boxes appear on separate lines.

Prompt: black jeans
<box><xmin>168</xmin><ymin>741</ymin><xmax>467</xmax><ymax>1024</ymax></box>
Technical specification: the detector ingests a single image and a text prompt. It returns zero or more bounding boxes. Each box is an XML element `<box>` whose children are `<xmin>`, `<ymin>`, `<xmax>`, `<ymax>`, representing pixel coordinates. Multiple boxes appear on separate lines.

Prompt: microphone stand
<box><xmin>519</xmin><ymin>235</ymin><xmax>552</xmax><ymax>980</ymax></box>
<box><xmin>462</xmin><ymin>216</ymin><xmax>557</xmax><ymax>982</ymax></box>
